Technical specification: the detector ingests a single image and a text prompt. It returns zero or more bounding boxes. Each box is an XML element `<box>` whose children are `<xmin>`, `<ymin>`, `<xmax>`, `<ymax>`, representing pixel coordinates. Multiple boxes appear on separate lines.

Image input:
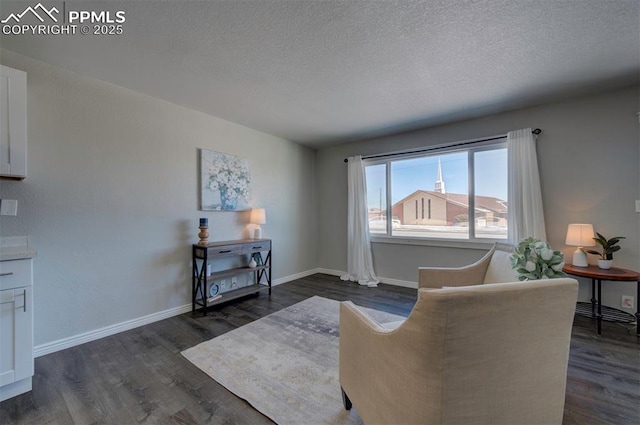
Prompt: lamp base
<box><xmin>572</xmin><ymin>249</ymin><xmax>589</xmax><ymax>267</ymax></box>
<box><xmin>254</xmin><ymin>226</ymin><xmax>262</xmax><ymax>239</ymax></box>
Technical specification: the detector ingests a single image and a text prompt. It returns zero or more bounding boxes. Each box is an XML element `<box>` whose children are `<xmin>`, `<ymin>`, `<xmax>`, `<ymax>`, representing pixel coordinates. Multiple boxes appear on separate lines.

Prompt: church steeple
<box><xmin>434</xmin><ymin>159</ymin><xmax>446</xmax><ymax>193</ymax></box>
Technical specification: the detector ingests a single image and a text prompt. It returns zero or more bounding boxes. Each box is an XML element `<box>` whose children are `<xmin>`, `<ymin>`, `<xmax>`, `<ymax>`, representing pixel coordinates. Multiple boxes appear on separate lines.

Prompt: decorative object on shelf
<box><xmin>198</xmin><ymin>217</ymin><xmax>209</xmax><ymax>246</ymax></box>
<box><xmin>209</xmin><ymin>283</ymin><xmax>220</xmax><ymax>297</ymax></box>
<box><xmin>248</xmin><ymin>257</ymin><xmax>257</xmax><ymax>268</ymax></box>
<box><xmin>250</xmin><ymin>208</ymin><xmax>266</xmax><ymax>239</ymax></box>
<box><xmin>511</xmin><ymin>237</ymin><xmax>565</xmax><ymax>280</ymax></box>
<box><xmin>565</xmin><ymin>223</ymin><xmax>595</xmax><ymax>267</ymax></box>
<box><xmin>585</xmin><ymin>232</ymin><xmax>625</xmax><ymax>270</ymax></box>
<box><xmin>200</xmin><ymin>149</ymin><xmax>251</xmax><ymax>211</ymax></box>
<box><xmin>252</xmin><ymin>252</ymin><xmax>263</xmax><ymax>266</ymax></box>
<box><xmin>596</xmin><ymin>260</ymin><xmax>613</xmax><ymax>270</ymax></box>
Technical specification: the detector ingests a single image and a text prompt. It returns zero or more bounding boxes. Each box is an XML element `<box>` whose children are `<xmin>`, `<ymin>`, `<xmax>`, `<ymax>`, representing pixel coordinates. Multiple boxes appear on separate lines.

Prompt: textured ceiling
<box><xmin>1</xmin><ymin>0</ymin><xmax>638</xmax><ymax>148</ymax></box>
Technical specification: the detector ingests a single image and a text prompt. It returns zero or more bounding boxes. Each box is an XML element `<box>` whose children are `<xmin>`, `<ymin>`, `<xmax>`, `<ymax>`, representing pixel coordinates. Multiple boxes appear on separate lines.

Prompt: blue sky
<box><xmin>366</xmin><ymin>149</ymin><xmax>507</xmax><ymax>209</ymax></box>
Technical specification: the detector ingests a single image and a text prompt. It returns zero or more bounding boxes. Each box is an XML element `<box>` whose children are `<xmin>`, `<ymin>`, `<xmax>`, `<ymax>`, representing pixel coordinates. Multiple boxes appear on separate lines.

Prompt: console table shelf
<box><xmin>203</xmin><ymin>283</ymin><xmax>270</xmax><ymax>305</ymax></box>
<box><xmin>207</xmin><ymin>264</ymin><xmax>270</xmax><ymax>282</ymax></box>
<box><xmin>192</xmin><ymin>239</ymin><xmax>272</xmax><ymax>314</ymax></box>
<box><xmin>574</xmin><ymin>302</ymin><xmax>635</xmax><ymax>323</ymax></box>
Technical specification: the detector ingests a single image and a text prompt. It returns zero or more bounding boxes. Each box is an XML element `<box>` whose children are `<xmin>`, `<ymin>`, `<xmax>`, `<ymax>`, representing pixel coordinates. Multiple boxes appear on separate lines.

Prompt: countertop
<box><xmin>0</xmin><ymin>236</ymin><xmax>37</xmax><ymax>261</ymax></box>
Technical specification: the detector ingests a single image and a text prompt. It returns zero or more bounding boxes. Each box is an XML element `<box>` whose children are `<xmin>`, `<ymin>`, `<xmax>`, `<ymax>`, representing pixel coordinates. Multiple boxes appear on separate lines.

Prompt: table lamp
<box><xmin>565</xmin><ymin>223</ymin><xmax>595</xmax><ymax>267</ymax></box>
<box><xmin>250</xmin><ymin>208</ymin><xmax>266</xmax><ymax>239</ymax></box>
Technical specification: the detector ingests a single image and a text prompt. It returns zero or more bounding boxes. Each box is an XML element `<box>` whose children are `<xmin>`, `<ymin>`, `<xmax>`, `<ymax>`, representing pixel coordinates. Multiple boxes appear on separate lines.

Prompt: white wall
<box><xmin>317</xmin><ymin>86</ymin><xmax>640</xmax><ymax>311</ymax></box>
<box><xmin>0</xmin><ymin>49</ymin><xmax>317</xmax><ymax>347</ymax></box>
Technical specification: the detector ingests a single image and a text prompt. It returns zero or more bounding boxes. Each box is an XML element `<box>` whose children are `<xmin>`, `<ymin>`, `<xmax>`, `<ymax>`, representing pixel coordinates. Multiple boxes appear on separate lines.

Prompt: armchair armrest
<box><xmin>339</xmin><ymin>299</ymin><xmax>443</xmax><ymax>424</ymax></box>
<box><xmin>339</xmin><ymin>301</ymin><xmax>406</xmax><ymax>421</ymax></box>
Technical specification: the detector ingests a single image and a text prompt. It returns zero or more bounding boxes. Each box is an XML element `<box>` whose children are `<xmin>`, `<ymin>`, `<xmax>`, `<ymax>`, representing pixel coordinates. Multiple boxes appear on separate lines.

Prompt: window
<box><xmin>365</xmin><ymin>141</ymin><xmax>508</xmax><ymax>241</ymax></box>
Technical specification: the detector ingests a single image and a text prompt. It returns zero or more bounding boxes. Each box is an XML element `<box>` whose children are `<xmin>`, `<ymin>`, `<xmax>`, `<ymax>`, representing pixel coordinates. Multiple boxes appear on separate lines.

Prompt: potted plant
<box><xmin>510</xmin><ymin>237</ymin><xmax>566</xmax><ymax>280</ymax></box>
<box><xmin>585</xmin><ymin>233</ymin><xmax>625</xmax><ymax>269</ymax></box>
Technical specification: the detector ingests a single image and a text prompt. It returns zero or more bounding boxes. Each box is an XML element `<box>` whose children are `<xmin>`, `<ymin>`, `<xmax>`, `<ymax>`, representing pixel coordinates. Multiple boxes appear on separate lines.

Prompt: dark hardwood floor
<box><xmin>1</xmin><ymin>274</ymin><xmax>638</xmax><ymax>424</ymax></box>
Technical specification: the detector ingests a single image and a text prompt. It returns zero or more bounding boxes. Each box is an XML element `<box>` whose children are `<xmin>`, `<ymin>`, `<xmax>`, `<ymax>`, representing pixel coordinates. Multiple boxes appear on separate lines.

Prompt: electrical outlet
<box><xmin>231</xmin><ymin>277</ymin><xmax>238</xmax><ymax>288</ymax></box>
<box><xmin>622</xmin><ymin>295</ymin><xmax>634</xmax><ymax>309</ymax></box>
<box><xmin>220</xmin><ymin>279</ymin><xmax>226</xmax><ymax>290</ymax></box>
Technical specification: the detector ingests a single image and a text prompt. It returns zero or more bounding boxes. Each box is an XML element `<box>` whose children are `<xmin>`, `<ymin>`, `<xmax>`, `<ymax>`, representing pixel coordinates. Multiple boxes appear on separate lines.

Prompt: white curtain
<box><xmin>507</xmin><ymin>128</ymin><xmax>547</xmax><ymax>243</ymax></box>
<box><xmin>340</xmin><ymin>156</ymin><xmax>379</xmax><ymax>287</ymax></box>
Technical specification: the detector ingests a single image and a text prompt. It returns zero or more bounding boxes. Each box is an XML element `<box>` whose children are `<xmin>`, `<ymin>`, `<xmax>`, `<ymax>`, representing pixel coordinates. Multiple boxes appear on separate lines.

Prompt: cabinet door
<box><xmin>0</xmin><ymin>287</ymin><xmax>33</xmax><ymax>387</ymax></box>
<box><xmin>0</xmin><ymin>65</ymin><xmax>27</xmax><ymax>179</ymax></box>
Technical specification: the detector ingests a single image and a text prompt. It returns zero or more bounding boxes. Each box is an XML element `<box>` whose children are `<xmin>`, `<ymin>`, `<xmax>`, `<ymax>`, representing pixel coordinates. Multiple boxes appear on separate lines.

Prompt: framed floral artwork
<box><xmin>200</xmin><ymin>149</ymin><xmax>251</xmax><ymax>211</ymax></box>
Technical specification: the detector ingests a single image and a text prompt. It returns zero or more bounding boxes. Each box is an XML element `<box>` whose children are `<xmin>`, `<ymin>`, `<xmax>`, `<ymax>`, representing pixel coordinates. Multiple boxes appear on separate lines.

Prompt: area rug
<box><xmin>181</xmin><ymin>296</ymin><xmax>406</xmax><ymax>425</ymax></box>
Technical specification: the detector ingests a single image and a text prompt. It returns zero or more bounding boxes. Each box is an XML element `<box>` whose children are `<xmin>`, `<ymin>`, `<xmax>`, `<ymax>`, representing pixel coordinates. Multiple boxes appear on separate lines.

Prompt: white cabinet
<box><xmin>0</xmin><ymin>259</ymin><xmax>33</xmax><ymax>402</ymax></box>
<box><xmin>0</xmin><ymin>65</ymin><xmax>27</xmax><ymax>180</ymax></box>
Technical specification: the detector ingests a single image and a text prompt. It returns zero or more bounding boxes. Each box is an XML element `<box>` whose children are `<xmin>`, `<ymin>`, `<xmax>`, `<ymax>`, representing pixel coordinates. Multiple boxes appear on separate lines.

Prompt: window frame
<box><xmin>365</xmin><ymin>139</ymin><xmax>508</xmax><ymax>247</ymax></box>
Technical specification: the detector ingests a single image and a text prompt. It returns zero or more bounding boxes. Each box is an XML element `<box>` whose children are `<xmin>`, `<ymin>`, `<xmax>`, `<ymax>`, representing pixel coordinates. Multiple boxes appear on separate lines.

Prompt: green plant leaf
<box><xmin>607</xmin><ymin>237</ymin><xmax>625</xmax><ymax>246</ymax></box>
<box><xmin>593</xmin><ymin>237</ymin><xmax>606</xmax><ymax>247</ymax></box>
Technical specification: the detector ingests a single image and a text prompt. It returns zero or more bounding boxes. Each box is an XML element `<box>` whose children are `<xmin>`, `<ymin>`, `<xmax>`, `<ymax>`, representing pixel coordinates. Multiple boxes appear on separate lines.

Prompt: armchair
<box><xmin>339</xmin><ymin>278</ymin><xmax>578</xmax><ymax>424</ymax></box>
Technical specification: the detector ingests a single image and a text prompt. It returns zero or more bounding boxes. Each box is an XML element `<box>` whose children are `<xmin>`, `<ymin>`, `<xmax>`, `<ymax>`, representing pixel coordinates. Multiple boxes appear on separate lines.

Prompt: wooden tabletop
<box><xmin>562</xmin><ymin>264</ymin><xmax>640</xmax><ymax>281</ymax></box>
<box><xmin>193</xmin><ymin>238</ymin><xmax>271</xmax><ymax>248</ymax></box>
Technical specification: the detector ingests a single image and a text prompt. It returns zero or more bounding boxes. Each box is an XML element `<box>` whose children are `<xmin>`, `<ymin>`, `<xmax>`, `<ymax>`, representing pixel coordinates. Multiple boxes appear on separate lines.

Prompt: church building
<box><xmin>391</xmin><ymin>160</ymin><xmax>508</xmax><ymax>227</ymax></box>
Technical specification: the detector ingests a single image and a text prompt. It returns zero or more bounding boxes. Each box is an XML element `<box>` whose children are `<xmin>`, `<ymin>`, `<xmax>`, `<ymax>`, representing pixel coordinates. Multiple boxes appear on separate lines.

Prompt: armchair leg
<box><xmin>341</xmin><ymin>387</ymin><xmax>352</xmax><ymax>410</ymax></box>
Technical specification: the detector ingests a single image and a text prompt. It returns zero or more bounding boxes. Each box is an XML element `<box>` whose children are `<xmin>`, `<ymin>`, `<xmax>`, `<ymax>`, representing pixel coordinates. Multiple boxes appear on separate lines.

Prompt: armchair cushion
<box><xmin>483</xmin><ymin>246</ymin><xmax>518</xmax><ymax>283</ymax></box>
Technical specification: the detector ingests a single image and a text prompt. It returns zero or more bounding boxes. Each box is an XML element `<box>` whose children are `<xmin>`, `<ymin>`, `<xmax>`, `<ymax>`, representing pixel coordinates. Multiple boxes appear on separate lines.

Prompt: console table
<box><xmin>562</xmin><ymin>264</ymin><xmax>639</xmax><ymax>335</ymax></box>
<box><xmin>192</xmin><ymin>239</ymin><xmax>271</xmax><ymax>315</ymax></box>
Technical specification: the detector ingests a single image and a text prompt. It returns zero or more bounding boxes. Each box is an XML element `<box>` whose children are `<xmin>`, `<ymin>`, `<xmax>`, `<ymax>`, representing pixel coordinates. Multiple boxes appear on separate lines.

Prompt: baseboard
<box><xmin>34</xmin><ymin>303</ymin><xmax>192</xmax><ymax>358</ymax></box>
<box><xmin>0</xmin><ymin>377</ymin><xmax>31</xmax><ymax>402</ymax></box>
<box><xmin>315</xmin><ymin>268</ymin><xmax>344</xmax><ymax>277</ymax></box>
<box><xmin>315</xmin><ymin>268</ymin><xmax>417</xmax><ymax>289</ymax></box>
<box><xmin>272</xmin><ymin>268</ymin><xmax>322</xmax><ymax>286</ymax></box>
<box><xmin>34</xmin><ymin>268</ymin><xmax>324</xmax><ymax>358</ymax></box>
<box><xmin>378</xmin><ymin>276</ymin><xmax>418</xmax><ymax>289</ymax></box>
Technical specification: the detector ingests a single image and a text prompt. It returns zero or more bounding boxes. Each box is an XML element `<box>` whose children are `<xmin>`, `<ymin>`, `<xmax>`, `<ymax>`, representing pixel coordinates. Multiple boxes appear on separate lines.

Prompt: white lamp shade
<box><xmin>566</xmin><ymin>223</ymin><xmax>595</xmax><ymax>267</ymax></box>
<box><xmin>250</xmin><ymin>208</ymin><xmax>266</xmax><ymax>225</ymax></box>
<box><xmin>565</xmin><ymin>223</ymin><xmax>595</xmax><ymax>247</ymax></box>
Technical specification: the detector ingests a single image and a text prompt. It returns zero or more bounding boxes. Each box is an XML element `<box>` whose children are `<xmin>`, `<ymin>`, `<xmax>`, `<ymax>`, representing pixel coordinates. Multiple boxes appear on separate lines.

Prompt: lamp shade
<box><xmin>250</xmin><ymin>208</ymin><xmax>266</xmax><ymax>225</ymax></box>
<box><xmin>565</xmin><ymin>224</ymin><xmax>595</xmax><ymax>247</ymax></box>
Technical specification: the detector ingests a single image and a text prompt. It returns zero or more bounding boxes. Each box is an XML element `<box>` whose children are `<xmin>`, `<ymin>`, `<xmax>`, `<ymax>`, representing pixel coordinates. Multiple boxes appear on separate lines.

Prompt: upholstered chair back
<box><xmin>339</xmin><ymin>278</ymin><xmax>578</xmax><ymax>424</ymax></box>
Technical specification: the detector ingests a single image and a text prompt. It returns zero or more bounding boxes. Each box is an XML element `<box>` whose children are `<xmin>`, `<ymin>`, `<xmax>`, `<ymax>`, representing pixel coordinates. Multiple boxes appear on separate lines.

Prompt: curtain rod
<box><xmin>343</xmin><ymin>128</ymin><xmax>542</xmax><ymax>162</ymax></box>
